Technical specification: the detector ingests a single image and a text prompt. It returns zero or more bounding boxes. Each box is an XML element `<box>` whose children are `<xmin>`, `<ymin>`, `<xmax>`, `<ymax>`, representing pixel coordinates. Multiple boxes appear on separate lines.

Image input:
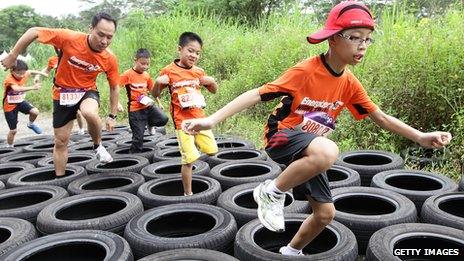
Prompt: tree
<box><xmin>78</xmin><ymin>0</ymin><xmax>168</xmax><ymax>21</ymax></box>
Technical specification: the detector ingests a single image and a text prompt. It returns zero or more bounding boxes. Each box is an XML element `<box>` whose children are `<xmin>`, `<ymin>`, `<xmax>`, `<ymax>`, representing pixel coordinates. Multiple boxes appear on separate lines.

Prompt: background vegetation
<box><xmin>1</xmin><ymin>0</ymin><xmax>463</xmax><ymax>180</ymax></box>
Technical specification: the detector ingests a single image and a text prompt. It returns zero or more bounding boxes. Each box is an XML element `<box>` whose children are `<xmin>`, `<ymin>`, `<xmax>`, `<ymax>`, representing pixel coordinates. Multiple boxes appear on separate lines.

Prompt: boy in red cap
<box><xmin>182</xmin><ymin>0</ymin><xmax>452</xmax><ymax>256</ymax></box>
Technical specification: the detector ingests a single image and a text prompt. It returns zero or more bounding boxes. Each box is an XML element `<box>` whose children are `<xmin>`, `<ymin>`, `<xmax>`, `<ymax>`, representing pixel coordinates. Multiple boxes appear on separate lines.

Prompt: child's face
<box><xmin>11</xmin><ymin>70</ymin><xmax>26</xmax><ymax>80</ymax></box>
<box><xmin>178</xmin><ymin>41</ymin><xmax>202</xmax><ymax>68</ymax></box>
<box><xmin>331</xmin><ymin>28</ymin><xmax>373</xmax><ymax>65</ymax></box>
<box><xmin>134</xmin><ymin>57</ymin><xmax>150</xmax><ymax>72</ymax></box>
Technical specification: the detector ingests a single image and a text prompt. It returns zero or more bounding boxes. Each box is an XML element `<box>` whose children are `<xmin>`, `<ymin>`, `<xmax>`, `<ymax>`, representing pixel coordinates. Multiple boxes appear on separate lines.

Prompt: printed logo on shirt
<box><xmin>130</xmin><ymin>83</ymin><xmax>148</xmax><ymax>89</ymax></box>
<box><xmin>295</xmin><ymin>97</ymin><xmax>344</xmax><ymax>114</ymax></box>
<box><xmin>68</xmin><ymin>56</ymin><xmax>101</xmax><ymax>72</ymax></box>
<box><xmin>172</xmin><ymin>79</ymin><xmax>200</xmax><ymax>89</ymax></box>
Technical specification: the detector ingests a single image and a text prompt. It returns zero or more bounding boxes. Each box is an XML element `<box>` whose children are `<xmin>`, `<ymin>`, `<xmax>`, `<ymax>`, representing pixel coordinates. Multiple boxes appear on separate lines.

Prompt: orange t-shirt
<box><xmin>2</xmin><ymin>72</ymin><xmax>31</xmax><ymax>112</ymax></box>
<box><xmin>47</xmin><ymin>56</ymin><xmax>59</xmax><ymax>71</ymax></box>
<box><xmin>159</xmin><ymin>60</ymin><xmax>207</xmax><ymax>129</ymax></box>
<box><xmin>36</xmin><ymin>28</ymin><xmax>119</xmax><ymax>100</ymax></box>
<box><xmin>120</xmin><ymin>68</ymin><xmax>154</xmax><ymax>112</ymax></box>
<box><xmin>258</xmin><ymin>54</ymin><xmax>378</xmax><ymax>145</ymax></box>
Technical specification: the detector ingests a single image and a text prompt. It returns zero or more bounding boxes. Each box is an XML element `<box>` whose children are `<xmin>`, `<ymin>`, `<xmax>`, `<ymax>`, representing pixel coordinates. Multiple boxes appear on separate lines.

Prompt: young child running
<box><xmin>182</xmin><ymin>1</ymin><xmax>451</xmax><ymax>256</ymax></box>
<box><xmin>155</xmin><ymin>32</ymin><xmax>219</xmax><ymax>196</ymax></box>
<box><xmin>2</xmin><ymin>59</ymin><xmax>47</xmax><ymax>147</ymax></box>
<box><xmin>120</xmin><ymin>48</ymin><xmax>168</xmax><ymax>153</ymax></box>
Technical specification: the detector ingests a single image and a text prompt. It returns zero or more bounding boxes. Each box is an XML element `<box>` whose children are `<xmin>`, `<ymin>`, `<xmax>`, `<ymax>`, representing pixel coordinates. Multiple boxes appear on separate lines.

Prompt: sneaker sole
<box><xmin>253</xmin><ymin>185</ymin><xmax>284</xmax><ymax>233</ymax></box>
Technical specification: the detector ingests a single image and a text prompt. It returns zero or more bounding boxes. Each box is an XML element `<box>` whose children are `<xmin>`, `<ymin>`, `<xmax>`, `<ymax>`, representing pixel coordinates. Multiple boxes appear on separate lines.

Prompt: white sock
<box><xmin>28</xmin><ymin>121</ymin><xmax>33</xmax><ymax>126</ymax></box>
<box><xmin>281</xmin><ymin>244</ymin><xmax>302</xmax><ymax>256</ymax></box>
<box><xmin>265</xmin><ymin>180</ymin><xmax>284</xmax><ymax>194</ymax></box>
<box><xmin>184</xmin><ymin>192</ymin><xmax>193</xmax><ymax>196</ymax></box>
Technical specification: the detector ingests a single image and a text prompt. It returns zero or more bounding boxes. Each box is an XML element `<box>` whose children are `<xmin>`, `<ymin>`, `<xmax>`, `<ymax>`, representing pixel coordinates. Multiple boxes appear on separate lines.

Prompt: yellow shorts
<box><xmin>176</xmin><ymin>129</ymin><xmax>218</xmax><ymax>164</ymax></box>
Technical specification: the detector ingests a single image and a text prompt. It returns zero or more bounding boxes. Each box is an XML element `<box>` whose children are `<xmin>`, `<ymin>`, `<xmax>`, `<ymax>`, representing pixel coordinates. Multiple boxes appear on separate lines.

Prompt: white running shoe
<box><xmin>279</xmin><ymin>246</ymin><xmax>304</xmax><ymax>256</ymax></box>
<box><xmin>95</xmin><ymin>144</ymin><xmax>113</xmax><ymax>164</ymax></box>
<box><xmin>253</xmin><ymin>180</ymin><xmax>285</xmax><ymax>232</ymax></box>
<box><xmin>77</xmin><ymin>129</ymin><xmax>85</xmax><ymax>135</ymax></box>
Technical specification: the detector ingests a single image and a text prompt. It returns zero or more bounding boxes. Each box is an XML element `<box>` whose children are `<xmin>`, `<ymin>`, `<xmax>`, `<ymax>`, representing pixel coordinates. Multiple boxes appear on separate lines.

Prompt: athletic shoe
<box><xmin>279</xmin><ymin>246</ymin><xmax>304</xmax><ymax>256</ymax></box>
<box><xmin>95</xmin><ymin>144</ymin><xmax>113</xmax><ymax>163</ymax></box>
<box><xmin>77</xmin><ymin>129</ymin><xmax>85</xmax><ymax>135</ymax></box>
<box><xmin>253</xmin><ymin>180</ymin><xmax>285</xmax><ymax>232</ymax></box>
<box><xmin>27</xmin><ymin>123</ymin><xmax>42</xmax><ymax>134</ymax></box>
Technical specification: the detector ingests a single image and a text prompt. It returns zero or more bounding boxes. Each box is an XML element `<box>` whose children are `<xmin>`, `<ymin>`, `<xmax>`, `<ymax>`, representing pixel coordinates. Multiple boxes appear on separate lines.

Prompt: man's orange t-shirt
<box><xmin>120</xmin><ymin>68</ymin><xmax>154</xmax><ymax>112</ymax></box>
<box><xmin>2</xmin><ymin>72</ymin><xmax>31</xmax><ymax>112</ymax></box>
<box><xmin>159</xmin><ymin>60</ymin><xmax>207</xmax><ymax>130</ymax></box>
<box><xmin>47</xmin><ymin>56</ymin><xmax>59</xmax><ymax>71</ymax></box>
<box><xmin>36</xmin><ymin>28</ymin><xmax>119</xmax><ymax>100</ymax></box>
<box><xmin>258</xmin><ymin>54</ymin><xmax>378</xmax><ymax>145</ymax></box>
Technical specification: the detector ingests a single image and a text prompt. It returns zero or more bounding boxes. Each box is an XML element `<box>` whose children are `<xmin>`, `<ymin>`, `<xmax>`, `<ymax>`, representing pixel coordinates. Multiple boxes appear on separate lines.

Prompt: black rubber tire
<box><xmin>0</xmin><ymin>181</ymin><xmax>3</xmax><ymax>190</ymax></box>
<box><xmin>0</xmin><ymin>147</ymin><xmax>22</xmax><ymax>160</ymax></box>
<box><xmin>36</xmin><ymin>191</ymin><xmax>143</xmax><ymax>235</ymax></box>
<box><xmin>68</xmin><ymin>141</ymin><xmax>117</xmax><ymax>152</ymax></box>
<box><xmin>215</xmin><ymin>137</ymin><xmax>256</xmax><ymax>150</ymax></box>
<box><xmin>421</xmin><ymin>192</ymin><xmax>464</xmax><ymax>230</ymax></box>
<box><xmin>85</xmin><ymin>155</ymin><xmax>150</xmax><ymax>174</ymax></box>
<box><xmin>6</xmin><ymin>165</ymin><xmax>87</xmax><ymax>189</ymax></box>
<box><xmin>331</xmin><ymin>186</ymin><xmax>417</xmax><ymax>254</ymax></box>
<box><xmin>140</xmin><ymin>159</ymin><xmax>210</xmax><ymax>180</ymax></box>
<box><xmin>37</xmin><ymin>151</ymin><xmax>95</xmax><ymax>168</ymax></box>
<box><xmin>209</xmin><ymin>160</ymin><xmax>281</xmax><ymax>190</ymax></box>
<box><xmin>124</xmin><ymin>203</ymin><xmax>237</xmax><ymax>259</ymax></box>
<box><xmin>0</xmin><ymin>162</ymin><xmax>34</xmax><ymax>183</ymax></box>
<box><xmin>335</xmin><ymin>150</ymin><xmax>404</xmax><ymax>186</ymax></box>
<box><xmin>6</xmin><ymin>140</ymin><xmax>34</xmax><ymax>150</ymax></box>
<box><xmin>115</xmin><ymin>135</ymin><xmax>161</xmax><ymax>148</ymax></box>
<box><xmin>82</xmin><ymin>135</ymin><xmax>124</xmax><ymax>144</ymax></box>
<box><xmin>1</xmin><ymin>230</ymin><xmax>133</xmax><ymax>261</ymax></box>
<box><xmin>327</xmin><ymin>165</ymin><xmax>361</xmax><ymax>189</ymax></box>
<box><xmin>371</xmin><ymin>169</ymin><xmax>458</xmax><ymax>213</ymax></box>
<box><xmin>234</xmin><ymin>214</ymin><xmax>358</xmax><ymax>261</ymax></box>
<box><xmin>0</xmin><ymin>151</ymin><xmax>52</xmax><ymax>166</ymax></box>
<box><xmin>23</xmin><ymin>140</ymin><xmax>59</xmax><ymax>153</ymax></box>
<box><xmin>137</xmin><ymin>176</ymin><xmax>222</xmax><ymax>208</ymax></box>
<box><xmin>0</xmin><ymin>185</ymin><xmax>68</xmax><ymax>223</ymax></box>
<box><xmin>157</xmin><ymin>133</ymin><xmax>177</xmax><ymax>142</ymax></box>
<box><xmin>156</xmin><ymin>138</ymin><xmax>180</xmax><ymax>150</ymax></box>
<box><xmin>217</xmin><ymin>182</ymin><xmax>310</xmax><ymax>227</ymax></box>
<box><xmin>0</xmin><ymin>217</ymin><xmax>38</xmax><ymax>257</ymax></box>
<box><xmin>110</xmin><ymin>144</ymin><xmax>158</xmax><ymax>163</ymax></box>
<box><xmin>151</xmin><ymin>147</ymin><xmax>183</xmax><ymax>162</ymax></box>
<box><xmin>67</xmin><ymin>172</ymin><xmax>145</xmax><ymax>195</ymax></box>
<box><xmin>366</xmin><ymin>223</ymin><xmax>464</xmax><ymax>261</ymax></box>
<box><xmin>15</xmin><ymin>135</ymin><xmax>54</xmax><ymax>143</ymax></box>
<box><xmin>138</xmin><ymin>248</ymin><xmax>238</xmax><ymax>261</ymax></box>
<box><xmin>114</xmin><ymin>124</ymin><xmax>131</xmax><ymax>132</ymax></box>
<box><xmin>69</xmin><ymin>131</ymin><xmax>90</xmax><ymax>142</ymax></box>
<box><xmin>207</xmin><ymin>148</ymin><xmax>268</xmax><ymax>167</ymax></box>
<box><xmin>459</xmin><ymin>176</ymin><xmax>464</xmax><ymax>191</ymax></box>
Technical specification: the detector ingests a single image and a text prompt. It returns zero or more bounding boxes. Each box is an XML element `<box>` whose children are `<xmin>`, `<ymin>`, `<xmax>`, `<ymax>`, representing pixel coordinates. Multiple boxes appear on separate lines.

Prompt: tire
<box><xmin>156</xmin><ymin>138</ymin><xmax>180</xmax><ymax>150</ymax></box>
<box><xmin>209</xmin><ymin>160</ymin><xmax>281</xmax><ymax>190</ymax></box>
<box><xmin>15</xmin><ymin>134</ymin><xmax>54</xmax><ymax>143</ymax></box>
<box><xmin>37</xmin><ymin>151</ymin><xmax>95</xmax><ymax>168</ymax></box>
<box><xmin>0</xmin><ymin>185</ymin><xmax>68</xmax><ymax>223</ymax></box>
<box><xmin>1</xmin><ymin>230</ymin><xmax>133</xmax><ymax>261</ymax></box>
<box><xmin>327</xmin><ymin>165</ymin><xmax>361</xmax><ymax>189</ymax></box>
<box><xmin>137</xmin><ymin>176</ymin><xmax>221</xmax><ymax>208</ymax></box>
<box><xmin>67</xmin><ymin>172</ymin><xmax>145</xmax><ymax>195</ymax></box>
<box><xmin>331</xmin><ymin>186</ymin><xmax>417</xmax><ymax>254</ymax></box>
<box><xmin>85</xmin><ymin>155</ymin><xmax>150</xmax><ymax>174</ymax></box>
<box><xmin>7</xmin><ymin>140</ymin><xmax>34</xmax><ymax>150</ymax></box>
<box><xmin>234</xmin><ymin>214</ymin><xmax>358</xmax><ymax>261</ymax></box>
<box><xmin>7</xmin><ymin>165</ymin><xmax>87</xmax><ymax>189</ymax></box>
<box><xmin>154</xmin><ymin>126</ymin><xmax>166</xmax><ymax>135</ymax></box>
<box><xmin>115</xmin><ymin>135</ymin><xmax>160</xmax><ymax>148</ymax></box>
<box><xmin>69</xmin><ymin>131</ymin><xmax>90</xmax><ymax>142</ymax></box>
<box><xmin>140</xmin><ymin>159</ymin><xmax>210</xmax><ymax>180</ymax></box>
<box><xmin>335</xmin><ymin>150</ymin><xmax>404</xmax><ymax>186</ymax></box>
<box><xmin>0</xmin><ymin>162</ymin><xmax>35</xmax><ymax>183</ymax></box>
<box><xmin>0</xmin><ymin>217</ymin><xmax>38</xmax><ymax>257</ymax></box>
<box><xmin>366</xmin><ymin>223</ymin><xmax>464</xmax><ymax>261</ymax></box>
<box><xmin>217</xmin><ymin>182</ymin><xmax>310</xmax><ymax>227</ymax></box>
<box><xmin>151</xmin><ymin>147</ymin><xmax>183</xmax><ymax>162</ymax></box>
<box><xmin>138</xmin><ymin>248</ymin><xmax>238</xmax><ymax>261</ymax></box>
<box><xmin>124</xmin><ymin>203</ymin><xmax>237</xmax><ymax>258</ymax></box>
<box><xmin>371</xmin><ymin>169</ymin><xmax>458</xmax><ymax>213</ymax></box>
<box><xmin>459</xmin><ymin>176</ymin><xmax>463</xmax><ymax>191</ymax></box>
<box><xmin>23</xmin><ymin>140</ymin><xmax>59</xmax><ymax>153</ymax></box>
<box><xmin>207</xmin><ymin>148</ymin><xmax>268</xmax><ymax>168</ymax></box>
<box><xmin>36</xmin><ymin>191</ymin><xmax>143</xmax><ymax>235</ymax></box>
<box><xmin>82</xmin><ymin>135</ymin><xmax>123</xmax><ymax>144</ymax></box>
<box><xmin>69</xmin><ymin>141</ymin><xmax>117</xmax><ymax>152</ymax></box>
<box><xmin>421</xmin><ymin>192</ymin><xmax>464</xmax><ymax>230</ymax></box>
<box><xmin>0</xmin><ymin>147</ymin><xmax>22</xmax><ymax>160</ymax></box>
<box><xmin>0</xmin><ymin>181</ymin><xmax>3</xmax><ymax>190</ymax></box>
<box><xmin>110</xmin><ymin>144</ymin><xmax>158</xmax><ymax>163</ymax></box>
<box><xmin>215</xmin><ymin>137</ymin><xmax>256</xmax><ymax>150</ymax></box>
<box><xmin>157</xmin><ymin>133</ymin><xmax>177</xmax><ymax>142</ymax></box>
<box><xmin>0</xmin><ymin>151</ymin><xmax>52</xmax><ymax>166</ymax></box>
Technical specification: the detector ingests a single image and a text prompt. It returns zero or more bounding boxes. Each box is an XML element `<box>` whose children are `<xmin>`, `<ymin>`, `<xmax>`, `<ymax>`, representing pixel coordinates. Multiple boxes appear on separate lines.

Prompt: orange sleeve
<box><xmin>37</xmin><ymin>28</ymin><xmax>75</xmax><ymax>49</ymax></box>
<box><xmin>106</xmin><ymin>56</ymin><xmax>120</xmax><ymax>87</ymax></box>
<box><xmin>119</xmin><ymin>72</ymin><xmax>129</xmax><ymax>86</ymax></box>
<box><xmin>346</xmin><ymin>77</ymin><xmax>378</xmax><ymax>120</ymax></box>
<box><xmin>258</xmin><ymin>66</ymin><xmax>305</xmax><ymax>102</ymax></box>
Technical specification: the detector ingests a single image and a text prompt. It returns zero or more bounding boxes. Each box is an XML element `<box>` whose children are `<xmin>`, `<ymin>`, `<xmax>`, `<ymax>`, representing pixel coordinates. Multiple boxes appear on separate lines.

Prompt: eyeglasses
<box><xmin>337</xmin><ymin>33</ymin><xmax>374</xmax><ymax>46</ymax></box>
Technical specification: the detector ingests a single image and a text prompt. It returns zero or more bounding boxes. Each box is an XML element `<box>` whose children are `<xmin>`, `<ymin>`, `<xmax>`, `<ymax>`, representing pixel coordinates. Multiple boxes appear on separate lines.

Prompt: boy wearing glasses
<box><xmin>182</xmin><ymin>1</ymin><xmax>451</xmax><ymax>256</ymax></box>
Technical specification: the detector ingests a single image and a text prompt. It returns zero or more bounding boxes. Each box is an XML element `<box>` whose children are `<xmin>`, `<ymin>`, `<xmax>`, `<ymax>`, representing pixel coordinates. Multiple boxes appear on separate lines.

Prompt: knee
<box><xmin>307</xmin><ymin>138</ymin><xmax>339</xmax><ymax>170</ymax></box>
<box><xmin>79</xmin><ymin>109</ymin><xmax>97</xmax><ymax>119</ymax></box>
<box><xmin>9</xmin><ymin>129</ymin><xmax>17</xmax><ymax>135</ymax></box>
<box><xmin>313</xmin><ymin>204</ymin><xmax>336</xmax><ymax>226</ymax></box>
<box><xmin>54</xmin><ymin>136</ymin><xmax>69</xmax><ymax>149</ymax></box>
<box><xmin>30</xmin><ymin>108</ymin><xmax>39</xmax><ymax>116</ymax></box>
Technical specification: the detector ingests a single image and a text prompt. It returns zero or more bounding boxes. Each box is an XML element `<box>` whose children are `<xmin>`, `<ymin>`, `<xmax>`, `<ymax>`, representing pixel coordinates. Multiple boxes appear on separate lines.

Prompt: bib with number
<box><xmin>59</xmin><ymin>88</ymin><xmax>86</xmax><ymax>106</ymax></box>
<box><xmin>296</xmin><ymin>111</ymin><xmax>335</xmax><ymax>137</ymax></box>
<box><xmin>6</xmin><ymin>91</ymin><xmax>26</xmax><ymax>104</ymax></box>
<box><xmin>178</xmin><ymin>88</ymin><xmax>206</xmax><ymax>109</ymax></box>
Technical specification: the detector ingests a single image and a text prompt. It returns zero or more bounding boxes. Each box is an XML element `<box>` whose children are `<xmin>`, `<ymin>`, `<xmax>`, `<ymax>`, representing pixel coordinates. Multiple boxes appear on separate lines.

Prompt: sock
<box><xmin>184</xmin><ymin>192</ymin><xmax>193</xmax><ymax>196</ymax></box>
<box><xmin>265</xmin><ymin>179</ymin><xmax>284</xmax><ymax>194</ymax></box>
<box><xmin>28</xmin><ymin>121</ymin><xmax>34</xmax><ymax>126</ymax></box>
<box><xmin>93</xmin><ymin>143</ymin><xmax>101</xmax><ymax>150</ymax></box>
<box><xmin>281</xmin><ymin>244</ymin><xmax>302</xmax><ymax>255</ymax></box>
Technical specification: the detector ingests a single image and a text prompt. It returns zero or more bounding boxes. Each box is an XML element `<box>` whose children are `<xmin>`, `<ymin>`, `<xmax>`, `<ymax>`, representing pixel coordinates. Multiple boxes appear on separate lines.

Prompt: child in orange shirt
<box><xmin>155</xmin><ymin>32</ymin><xmax>218</xmax><ymax>196</ymax></box>
<box><xmin>2</xmin><ymin>59</ymin><xmax>47</xmax><ymax>146</ymax></box>
<box><xmin>120</xmin><ymin>48</ymin><xmax>168</xmax><ymax>152</ymax></box>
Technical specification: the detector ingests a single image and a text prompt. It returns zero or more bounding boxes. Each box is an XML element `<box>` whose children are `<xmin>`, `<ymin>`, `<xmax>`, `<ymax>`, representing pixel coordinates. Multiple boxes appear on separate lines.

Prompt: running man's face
<box><xmin>178</xmin><ymin>41</ymin><xmax>202</xmax><ymax>68</ymax></box>
<box><xmin>89</xmin><ymin>19</ymin><xmax>116</xmax><ymax>52</ymax></box>
<box><xmin>134</xmin><ymin>57</ymin><xmax>150</xmax><ymax>73</ymax></box>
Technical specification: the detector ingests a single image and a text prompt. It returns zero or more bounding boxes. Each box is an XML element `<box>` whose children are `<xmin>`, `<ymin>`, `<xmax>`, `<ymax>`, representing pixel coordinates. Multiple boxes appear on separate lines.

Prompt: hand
<box><xmin>199</xmin><ymin>76</ymin><xmax>215</xmax><ymax>86</ymax></box>
<box><xmin>0</xmin><ymin>54</ymin><xmax>17</xmax><ymax>70</ymax></box>
<box><xmin>181</xmin><ymin>117</ymin><xmax>214</xmax><ymax>135</ymax></box>
<box><xmin>106</xmin><ymin>117</ymin><xmax>115</xmax><ymax>131</ymax></box>
<box><xmin>418</xmin><ymin>131</ymin><xmax>452</xmax><ymax>148</ymax></box>
<box><xmin>157</xmin><ymin>75</ymin><xmax>170</xmax><ymax>85</ymax></box>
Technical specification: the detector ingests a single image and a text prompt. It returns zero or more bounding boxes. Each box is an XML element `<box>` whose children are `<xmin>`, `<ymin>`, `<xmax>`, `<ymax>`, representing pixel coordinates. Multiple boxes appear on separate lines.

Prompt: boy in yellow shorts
<box><xmin>155</xmin><ymin>32</ymin><xmax>218</xmax><ymax>196</ymax></box>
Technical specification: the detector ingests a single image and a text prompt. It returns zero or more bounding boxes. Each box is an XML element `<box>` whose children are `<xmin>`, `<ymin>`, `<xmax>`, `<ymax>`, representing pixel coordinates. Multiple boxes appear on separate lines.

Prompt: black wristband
<box><xmin>108</xmin><ymin>113</ymin><xmax>117</xmax><ymax>119</ymax></box>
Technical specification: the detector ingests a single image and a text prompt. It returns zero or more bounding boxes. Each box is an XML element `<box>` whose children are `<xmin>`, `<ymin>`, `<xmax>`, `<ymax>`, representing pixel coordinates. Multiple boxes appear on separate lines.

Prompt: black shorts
<box><xmin>53</xmin><ymin>90</ymin><xmax>100</xmax><ymax>128</ymax></box>
<box><xmin>4</xmin><ymin>101</ymin><xmax>34</xmax><ymax>130</ymax></box>
<box><xmin>265</xmin><ymin>129</ymin><xmax>333</xmax><ymax>203</ymax></box>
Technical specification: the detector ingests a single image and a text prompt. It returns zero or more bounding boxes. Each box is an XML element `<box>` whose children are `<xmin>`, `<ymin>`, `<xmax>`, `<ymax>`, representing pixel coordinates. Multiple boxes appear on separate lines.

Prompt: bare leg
<box><xmin>53</xmin><ymin>121</ymin><xmax>74</xmax><ymax>177</ymax></box>
<box><xmin>7</xmin><ymin>129</ymin><xmax>17</xmax><ymax>145</ymax></box>
<box><xmin>28</xmin><ymin>108</ymin><xmax>39</xmax><ymax>122</ymax></box>
<box><xmin>76</xmin><ymin>110</ymin><xmax>85</xmax><ymax>130</ymax></box>
<box><xmin>79</xmin><ymin>98</ymin><xmax>101</xmax><ymax>145</ymax></box>
<box><xmin>181</xmin><ymin>163</ymin><xmax>193</xmax><ymax>195</ymax></box>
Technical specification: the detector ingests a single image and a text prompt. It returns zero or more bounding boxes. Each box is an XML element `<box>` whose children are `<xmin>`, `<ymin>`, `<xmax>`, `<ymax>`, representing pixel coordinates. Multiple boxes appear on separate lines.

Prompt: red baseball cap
<box><xmin>307</xmin><ymin>1</ymin><xmax>375</xmax><ymax>44</ymax></box>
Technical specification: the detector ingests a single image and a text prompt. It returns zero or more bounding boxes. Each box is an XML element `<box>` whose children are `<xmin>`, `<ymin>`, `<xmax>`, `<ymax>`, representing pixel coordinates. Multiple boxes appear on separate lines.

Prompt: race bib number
<box><xmin>179</xmin><ymin>91</ymin><xmax>206</xmax><ymax>109</ymax></box>
<box><xmin>59</xmin><ymin>88</ymin><xmax>86</xmax><ymax>106</ymax></box>
<box><xmin>297</xmin><ymin>112</ymin><xmax>335</xmax><ymax>137</ymax></box>
<box><xmin>6</xmin><ymin>92</ymin><xmax>25</xmax><ymax>104</ymax></box>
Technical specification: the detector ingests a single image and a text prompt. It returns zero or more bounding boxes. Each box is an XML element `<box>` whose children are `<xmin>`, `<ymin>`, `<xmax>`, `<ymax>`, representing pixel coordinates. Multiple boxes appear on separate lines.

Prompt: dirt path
<box><xmin>0</xmin><ymin>109</ymin><xmax>55</xmax><ymax>141</ymax></box>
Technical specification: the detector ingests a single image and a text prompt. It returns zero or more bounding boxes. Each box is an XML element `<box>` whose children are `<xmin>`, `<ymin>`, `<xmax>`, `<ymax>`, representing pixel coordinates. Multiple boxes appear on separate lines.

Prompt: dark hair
<box><xmin>91</xmin><ymin>12</ymin><xmax>117</xmax><ymax>30</ymax></box>
<box><xmin>135</xmin><ymin>48</ymin><xmax>151</xmax><ymax>59</ymax></box>
<box><xmin>179</xmin><ymin>32</ymin><xmax>203</xmax><ymax>47</ymax></box>
<box><xmin>12</xmin><ymin>59</ymin><xmax>28</xmax><ymax>72</ymax></box>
